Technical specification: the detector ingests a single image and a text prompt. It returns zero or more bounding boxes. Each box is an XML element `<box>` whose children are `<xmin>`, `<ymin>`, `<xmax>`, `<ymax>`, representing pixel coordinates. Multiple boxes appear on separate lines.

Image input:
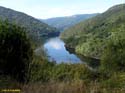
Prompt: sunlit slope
<box><xmin>61</xmin><ymin>4</ymin><xmax>125</xmax><ymax>58</ymax></box>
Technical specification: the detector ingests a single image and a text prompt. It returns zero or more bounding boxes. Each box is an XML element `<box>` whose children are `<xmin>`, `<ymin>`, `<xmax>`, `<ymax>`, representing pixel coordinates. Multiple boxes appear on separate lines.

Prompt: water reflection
<box><xmin>43</xmin><ymin>37</ymin><xmax>81</xmax><ymax>63</ymax></box>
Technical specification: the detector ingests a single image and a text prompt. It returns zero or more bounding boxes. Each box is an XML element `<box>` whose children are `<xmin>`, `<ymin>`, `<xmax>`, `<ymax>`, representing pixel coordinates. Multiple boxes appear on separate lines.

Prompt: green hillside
<box><xmin>0</xmin><ymin>6</ymin><xmax>59</xmax><ymax>43</ymax></box>
<box><xmin>61</xmin><ymin>4</ymin><xmax>125</xmax><ymax>59</ymax></box>
<box><xmin>0</xmin><ymin>4</ymin><xmax>125</xmax><ymax>92</ymax></box>
<box><xmin>42</xmin><ymin>13</ymin><xmax>98</xmax><ymax>31</ymax></box>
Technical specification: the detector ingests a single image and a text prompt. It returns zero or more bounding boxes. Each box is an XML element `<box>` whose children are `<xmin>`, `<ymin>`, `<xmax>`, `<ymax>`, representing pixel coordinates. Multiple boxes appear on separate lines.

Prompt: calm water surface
<box><xmin>43</xmin><ymin>37</ymin><xmax>81</xmax><ymax>63</ymax></box>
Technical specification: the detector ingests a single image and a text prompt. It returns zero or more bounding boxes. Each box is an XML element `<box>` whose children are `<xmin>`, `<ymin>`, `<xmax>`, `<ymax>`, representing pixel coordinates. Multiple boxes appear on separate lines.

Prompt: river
<box><xmin>43</xmin><ymin>37</ymin><xmax>82</xmax><ymax>63</ymax></box>
<box><xmin>43</xmin><ymin>37</ymin><xmax>100</xmax><ymax>70</ymax></box>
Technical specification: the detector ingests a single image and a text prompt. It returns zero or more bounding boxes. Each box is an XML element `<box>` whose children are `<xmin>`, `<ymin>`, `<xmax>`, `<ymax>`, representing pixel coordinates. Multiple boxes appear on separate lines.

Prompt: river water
<box><xmin>43</xmin><ymin>37</ymin><xmax>81</xmax><ymax>63</ymax></box>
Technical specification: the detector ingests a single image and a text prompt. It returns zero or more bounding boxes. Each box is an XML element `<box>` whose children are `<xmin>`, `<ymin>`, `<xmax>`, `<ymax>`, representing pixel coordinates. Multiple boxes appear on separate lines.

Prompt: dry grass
<box><xmin>21</xmin><ymin>81</ymin><xmax>125</xmax><ymax>93</ymax></box>
<box><xmin>22</xmin><ymin>80</ymin><xmax>87</xmax><ymax>93</ymax></box>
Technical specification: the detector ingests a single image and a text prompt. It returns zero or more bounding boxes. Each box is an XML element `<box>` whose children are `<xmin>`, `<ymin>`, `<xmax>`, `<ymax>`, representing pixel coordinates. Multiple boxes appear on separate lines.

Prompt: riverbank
<box><xmin>65</xmin><ymin>44</ymin><xmax>100</xmax><ymax>68</ymax></box>
<box><xmin>65</xmin><ymin>44</ymin><xmax>100</xmax><ymax>60</ymax></box>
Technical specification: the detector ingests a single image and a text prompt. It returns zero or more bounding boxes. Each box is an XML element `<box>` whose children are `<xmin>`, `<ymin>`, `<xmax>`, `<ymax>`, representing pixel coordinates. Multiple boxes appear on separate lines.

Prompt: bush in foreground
<box><xmin>0</xmin><ymin>20</ymin><xmax>33</xmax><ymax>82</ymax></box>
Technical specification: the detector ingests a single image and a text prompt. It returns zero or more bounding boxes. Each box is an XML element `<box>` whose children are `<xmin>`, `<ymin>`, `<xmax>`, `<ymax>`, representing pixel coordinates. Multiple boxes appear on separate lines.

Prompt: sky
<box><xmin>0</xmin><ymin>0</ymin><xmax>124</xmax><ymax>19</ymax></box>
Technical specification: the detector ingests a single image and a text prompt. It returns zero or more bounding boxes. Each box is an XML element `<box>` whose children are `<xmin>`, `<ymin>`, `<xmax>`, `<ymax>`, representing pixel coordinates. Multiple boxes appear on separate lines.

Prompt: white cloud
<box><xmin>0</xmin><ymin>0</ymin><xmax>106</xmax><ymax>18</ymax></box>
<box><xmin>0</xmin><ymin>0</ymin><xmax>124</xmax><ymax>19</ymax></box>
<box><xmin>49</xmin><ymin>41</ymin><xmax>62</xmax><ymax>50</ymax></box>
<box><xmin>25</xmin><ymin>6</ymin><xmax>105</xmax><ymax>19</ymax></box>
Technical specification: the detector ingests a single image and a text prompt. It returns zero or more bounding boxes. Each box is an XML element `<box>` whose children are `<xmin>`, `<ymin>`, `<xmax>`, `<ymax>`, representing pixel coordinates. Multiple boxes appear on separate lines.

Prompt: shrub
<box><xmin>100</xmin><ymin>29</ymin><xmax>125</xmax><ymax>73</ymax></box>
<box><xmin>0</xmin><ymin>20</ymin><xmax>33</xmax><ymax>82</ymax></box>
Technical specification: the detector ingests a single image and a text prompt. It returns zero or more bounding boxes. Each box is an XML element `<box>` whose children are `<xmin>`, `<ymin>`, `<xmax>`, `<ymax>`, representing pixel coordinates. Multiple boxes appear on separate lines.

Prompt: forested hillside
<box><xmin>42</xmin><ymin>13</ymin><xmax>98</xmax><ymax>31</ymax></box>
<box><xmin>61</xmin><ymin>4</ymin><xmax>125</xmax><ymax>59</ymax></box>
<box><xmin>0</xmin><ymin>3</ymin><xmax>125</xmax><ymax>93</ymax></box>
<box><xmin>0</xmin><ymin>6</ymin><xmax>59</xmax><ymax>43</ymax></box>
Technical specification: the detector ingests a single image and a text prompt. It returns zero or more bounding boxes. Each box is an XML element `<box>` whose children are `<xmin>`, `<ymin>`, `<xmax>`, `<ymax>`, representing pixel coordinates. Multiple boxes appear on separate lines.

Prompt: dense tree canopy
<box><xmin>0</xmin><ymin>6</ymin><xmax>59</xmax><ymax>44</ymax></box>
<box><xmin>61</xmin><ymin>4</ymin><xmax>125</xmax><ymax>59</ymax></box>
<box><xmin>101</xmin><ymin>26</ymin><xmax>125</xmax><ymax>72</ymax></box>
<box><xmin>0</xmin><ymin>20</ymin><xmax>33</xmax><ymax>82</ymax></box>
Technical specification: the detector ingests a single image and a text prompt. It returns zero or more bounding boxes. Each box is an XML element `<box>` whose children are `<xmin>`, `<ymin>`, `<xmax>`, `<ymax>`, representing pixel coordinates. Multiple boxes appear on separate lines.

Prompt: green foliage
<box><xmin>29</xmin><ymin>56</ymin><xmax>55</xmax><ymax>82</ymax></box>
<box><xmin>61</xmin><ymin>4</ymin><xmax>125</xmax><ymax>59</ymax></box>
<box><xmin>100</xmin><ymin>72</ymin><xmax>125</xmax><ymax>89</ymax></box>
<box><xmin>0</xmin><ymin>6</ymin><xmax>59</xmax><ymax>44</ymax></box>
<box><xmin>0</xmin><ymin>4</ymin><xmax>124</xmax><ymax>92</ymax></box>
<box><xmin>29</xmin><ymin>56</ymin><xmax>95</xmax><ymax>83</ymax></box>
<box><xmin>60</xmin><ymin>4</ymin><xmax>125</xmax><ymax>91</ymax></box>
<box><xmin>0</xmin><ymin>20</ymin><xmax>33</xmax><ymax>82</ymax></box>
<box><xmin>76</xmin><ymin>38</ymin><xmax>104</xmax><ymax>57</ymax></box>
<box><xmin>52</xmin><ymin>63</ymin><xmax>94</xmax><ymax>82</ymax></box>
<box><xmin>100</xmin><ymin>26</ymin><xmax>125</xmax><ymax>73</ymax></box>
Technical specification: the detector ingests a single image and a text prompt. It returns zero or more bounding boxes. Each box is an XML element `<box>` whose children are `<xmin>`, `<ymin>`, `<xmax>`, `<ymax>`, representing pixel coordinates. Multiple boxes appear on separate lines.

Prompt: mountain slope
<box><xmin>42</xmin><ymin>14</ymin><xmax>98</xmax><ymax>31</ymax></box>
<box><xmin>61</xmin><ymin>4</ymin><xmax>125</xmax><ymax>58</ymax></box>
<box><xmin>0</xmin><ymin>6</ymin><xmax>59</xmax><ymax>43</ymax></box>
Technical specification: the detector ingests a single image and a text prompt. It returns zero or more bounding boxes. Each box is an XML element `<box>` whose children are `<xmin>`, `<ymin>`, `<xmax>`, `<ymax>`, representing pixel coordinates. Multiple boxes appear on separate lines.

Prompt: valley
<box><xmin>42</xmin><ymin>13</ymin><xmax>98</xmax><ymax>31</ymax></box>
<box><xmin>0</xmin><ymin>2</ymin><xmax>125</xmax><ymax>93</ymax></box>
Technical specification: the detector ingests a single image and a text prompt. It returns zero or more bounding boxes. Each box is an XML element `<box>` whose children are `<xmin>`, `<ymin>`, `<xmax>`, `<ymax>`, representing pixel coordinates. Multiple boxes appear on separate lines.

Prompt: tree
<box><xmin>0</xmin><ymin>20</ymin><xmax>33</xmax><ymax>82</ymax></box>
<box><xmin>100</xmin><ymin>28</ymin><xmax>125</xmax><ymax>73</ymax></box>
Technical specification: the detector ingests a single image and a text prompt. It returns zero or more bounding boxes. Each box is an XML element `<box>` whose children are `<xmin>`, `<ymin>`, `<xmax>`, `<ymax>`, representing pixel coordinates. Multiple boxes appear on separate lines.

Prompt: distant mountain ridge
<box><xmin>42</xmin><ymin>13</ymin><xmax>99</xmax><ymax>31</ymax></box>
<box><xmin>0</xmin><ymin>6</ymin><xmax>59</xmax><ymax>43</ymax></box>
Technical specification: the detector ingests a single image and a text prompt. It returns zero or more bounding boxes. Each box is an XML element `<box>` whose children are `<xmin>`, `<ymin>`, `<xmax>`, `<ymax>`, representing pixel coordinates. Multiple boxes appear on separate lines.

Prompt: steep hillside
<box><xmin>61</xmin><ymin>4</ymin><xmax>125</xmax><ymax>58</ymax></box>
<box><xmin>0</xmin><ymin>6</ymin><xmax>59</xmax><ymax>43</ymax></box>
<box><xmin>42</xmin><ymin>14</ymin><xmax>98</xmax><ymax>31</ymax></box>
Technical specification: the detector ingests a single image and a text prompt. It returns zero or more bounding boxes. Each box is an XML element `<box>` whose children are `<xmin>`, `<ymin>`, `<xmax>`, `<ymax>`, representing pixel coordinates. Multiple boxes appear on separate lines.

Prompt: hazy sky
<box><xmin>0</xmin><ymin>0</ymin><xmax>124</xmax><ymax>19</ymax></box>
